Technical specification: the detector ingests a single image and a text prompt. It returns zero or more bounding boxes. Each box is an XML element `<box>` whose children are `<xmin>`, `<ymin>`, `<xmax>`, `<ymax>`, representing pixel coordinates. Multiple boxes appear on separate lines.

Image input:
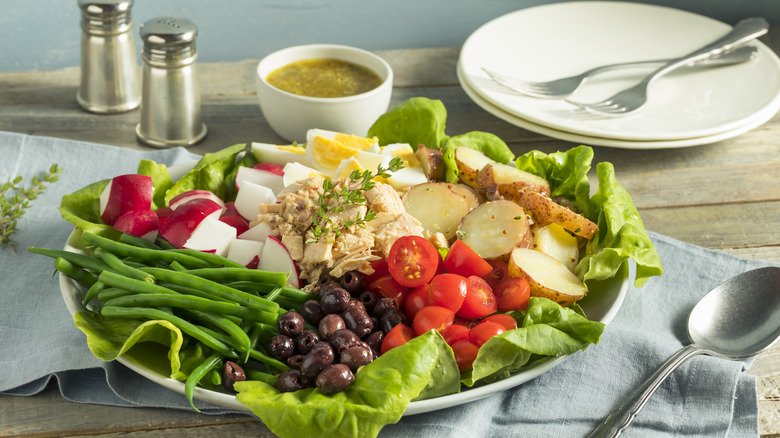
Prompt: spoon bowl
<box><xmin>590</xmin><ymin>266</ymin><xmax>780</xmax><ymax>437</ymax></box>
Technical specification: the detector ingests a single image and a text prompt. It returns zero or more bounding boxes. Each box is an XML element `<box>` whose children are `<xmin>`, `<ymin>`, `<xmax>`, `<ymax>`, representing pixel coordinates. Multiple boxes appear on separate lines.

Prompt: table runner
<box><xmin>1</xmin><ymin>131</ymin><xmax>773</xmax><ymax>437</ymax></box>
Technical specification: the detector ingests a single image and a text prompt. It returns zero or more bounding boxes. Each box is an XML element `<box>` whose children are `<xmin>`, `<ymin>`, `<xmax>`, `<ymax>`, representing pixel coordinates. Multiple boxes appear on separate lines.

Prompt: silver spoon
<box><xmin>589</xmin><ymin>266</ymin><xmax>780</xmax><ymax>437</ymax></box>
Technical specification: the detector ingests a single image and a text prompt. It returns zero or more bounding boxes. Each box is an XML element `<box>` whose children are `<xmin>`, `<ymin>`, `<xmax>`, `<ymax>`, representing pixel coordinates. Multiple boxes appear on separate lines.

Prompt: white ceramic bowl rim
<box><xmin>256</xmin><ymin>44</ymin><xmax>393</xmax><ymax>103</ymax></box>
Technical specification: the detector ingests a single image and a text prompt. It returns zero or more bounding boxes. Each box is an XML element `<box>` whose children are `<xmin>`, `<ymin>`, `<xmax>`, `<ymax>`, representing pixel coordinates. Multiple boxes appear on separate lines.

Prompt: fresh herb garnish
<box><xmin>1</xmin><ymin>164</ymin><xmax>62</xmax><ymax>251</ymax></box>
<box><xmin>307</xmin><ymin>157</ymin><xmax>404</xmax><ymax>244</ymax></box>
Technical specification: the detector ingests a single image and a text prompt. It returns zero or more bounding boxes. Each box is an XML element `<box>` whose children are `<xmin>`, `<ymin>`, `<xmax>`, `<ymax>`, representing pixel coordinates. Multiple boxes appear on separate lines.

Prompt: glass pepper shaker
<box><xmin>76</xmin><ymin>0</ymin><xmax>141</xmax><ymax>113</ymax></box>
<box><xmin>135</xmin><ymin>17</ymin><xmax>208</xmax><ymax>148</ymax></box>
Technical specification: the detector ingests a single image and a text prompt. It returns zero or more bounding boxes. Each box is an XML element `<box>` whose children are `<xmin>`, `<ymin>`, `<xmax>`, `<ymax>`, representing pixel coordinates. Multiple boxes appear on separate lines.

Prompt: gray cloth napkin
<box><xmin>0</xmin><ymin>131</ymin><xmax>773</xmax><ymax>437</ymax></box>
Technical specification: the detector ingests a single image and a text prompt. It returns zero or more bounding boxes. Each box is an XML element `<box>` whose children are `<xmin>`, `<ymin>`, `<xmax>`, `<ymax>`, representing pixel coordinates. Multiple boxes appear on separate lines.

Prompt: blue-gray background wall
<box><xmin>2</xmin><ymin>0</ymin><xmax>778</xmax><ymax>73</ymax></box>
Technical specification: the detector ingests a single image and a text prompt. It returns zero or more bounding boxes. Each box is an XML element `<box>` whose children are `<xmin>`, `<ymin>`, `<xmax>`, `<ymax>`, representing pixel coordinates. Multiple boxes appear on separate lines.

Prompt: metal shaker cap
<box><xmin>139</xmin><ymin>17</ymin><xmax>198</xmax><ymax>67</ymax></box>
<box><xmin>78</xmin><ymin>0</ymin><xmax>133</xmax><ymax>35</ymax></box>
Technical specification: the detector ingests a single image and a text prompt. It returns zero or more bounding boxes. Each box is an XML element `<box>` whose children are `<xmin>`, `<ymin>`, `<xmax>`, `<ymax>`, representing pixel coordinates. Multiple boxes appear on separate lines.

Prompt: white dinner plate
<box><xmin>57</xmin><ymin>159</ymin><xmax>630</xmax><ymax>416</ymax></box>
<box><xmin>458</xmin><ymin>62</ymin><xmax>780</xmax><ymax>149</ymax></box>
<box><xmin>459</xmin><ymin>2</ymin><xmax>780</xmax><ymax>143</ymax></box>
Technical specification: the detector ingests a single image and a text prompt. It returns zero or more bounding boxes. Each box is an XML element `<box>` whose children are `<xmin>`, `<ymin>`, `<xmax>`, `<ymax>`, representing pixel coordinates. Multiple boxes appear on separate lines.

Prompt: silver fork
<box><xmin>570</xmin><ymin>17</ymin><xmax>769</xmax><ymax>117</ymax></box>
<box><xmin>482</xmin><ymin>45</ymin><xmax>757</xmax><ymax>99</ymax></box>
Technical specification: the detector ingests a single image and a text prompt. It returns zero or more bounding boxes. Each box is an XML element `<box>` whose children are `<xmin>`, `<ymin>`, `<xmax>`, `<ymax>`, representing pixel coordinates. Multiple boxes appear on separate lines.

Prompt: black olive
<box><xmin>278</xmin><ymin>311</ymin><xmax>306</xmax><ymax>337</ymax></box>
<box><xmin>300</xmin><ymin>300</ymin><xmax>325</xmax><ymax>325</ymax></box>
<box><xmin>379</xmin><ymin>309</ymin><xmax>404</xmax><ymax>334</ymax></box>
<box><xmin>320</xmin><ymin>287</ymin><xmax>351</xmax><ymax>314</ymax></box>
<box><xmin>221</xmin><ymin>361</ymin><xmax>246</xmax><ymax>392</ymax></box>
<box><xmin>276</xmin><ymin>369</ymin><xmax>309</xmax><ymax>392</ymax></box>
<box><xmin>318</xmin><ymin>314</ymin><xmax>346</xmax><ymax>341</ymax></box>
<box><xmin>300</xmin><ymin>342</ymin><xmax>335</xmax><ymax>378</ymax></box>
<box><xmin>268</xmin><ymin>334</ymin><xmax>295</xmax><ymax>360</ymax></box>
<box><xmin>287</xmin><ymin>354</ymin><xmax>305</xmax><ymax>370</ymax></box>
<box><xmin>339</xmin><ymin>346</ymin><xmax>373</xmax><ymax>372</ymax></box>
<box><xmin>319</xmin><ymin>279</ymin><xmax>343</xmax><ymax>296</ymax></box>
<box><xmin>295</xmin><ymin>330</ymin><xmax>320</xmax><ymax>355</ymax></box>
<box><xmin>365</xmin><ymin>330</ymin><xmax>384</xmax><ymax>354</ymax></box>
<box><xmin>329</xmin><ymin>329</ymin><xmax>362</xmax><ymax>353</ymax></box>
<box><xmin>342</xmin><ymin>304</ymin><xmax>373</xmax><ymax>338</ymax></box>
<box><xmin>315</xmin><ymin>364</ymin><xmax>355</xmax><ymax>394</ymax></box>
<box><xmin>358</xmin><ymin>290</ymin><xmax>380</xmax><ymax>313</ymax></box>
<box><xmin>340</xmin><ymin>270</ymin><xmax>366</xmax><ymax>296</ymax></box>
<box><xmin>372</xmin><ymin>297</ymin><xmax>399</xmax><ymax>318</ymax></box>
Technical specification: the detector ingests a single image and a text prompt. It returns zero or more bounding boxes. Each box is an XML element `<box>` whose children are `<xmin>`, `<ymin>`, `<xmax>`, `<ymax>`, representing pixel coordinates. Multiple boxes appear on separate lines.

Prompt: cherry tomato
<box><xmin>363</xmin><ymin>257</ymin><xmax>390</xmax><ymax>285</ymax></box>
<box><xmin>380</xmin><ymin>323</ymin><xmax>415</xmax><ymax>355</ymax></box>
<box><xmin>481</xmin><ymin>313</ymin><xmax>518</xmax><ymax>331</ymax></box>
<box><xmin>456</xmin><ymin>276</ymin><xmax>498</xmax><ymax>319</ymax></box>
<box><xmin>453</xmin><ymin>317</ymin><xmax>479</xmax><ymax>329</ymax></box>
<box><xmin>483</xmin><ymin>260</ymin><xmax>509</xmax><ymax>289</ymax></box>
<box><xmin>387</xmin><ymin>236</ymin><xmax>440</xmax><ymax>287</ymax></box>
<box><xmin>368</xmin><ymin>274</ymin><xmax>410</xmax><ymax>306</ymax></box>
<box><xmin>468</xmin><ymin>321</ymin><xmax>506</xmax><ymax>347</ymax></box>
<box><xmin>443</xmin><ymin>240</ymin><xmax>493</xmax><ymax>278</ymax></box>
<box><xmin>427</xmin><ymin>273</ymin><xmax>467</xmax><ymax>313</ymax></box>
<box><xmin>440</xmin><ymin>324</ymin><xmax>470</xmax><ymax>346</ymax></box>
<box><xmin>450</xmin><ymin>340</ymin><xmax>480</xmax><ymax>372</ymax></box>
<box><xmin>493</xmin><ymin>277</ymin><xmax>531</xmax><ymax>312</ymax></box>
<box><xmin>412</xmin><ymin>306</ymin><xmax>455</xmax><ymax>337</ymax></box>
<box><xmin>404</xmin><ymin>283</ymin><xmax>430</xmax><ymax>320</ymax></box>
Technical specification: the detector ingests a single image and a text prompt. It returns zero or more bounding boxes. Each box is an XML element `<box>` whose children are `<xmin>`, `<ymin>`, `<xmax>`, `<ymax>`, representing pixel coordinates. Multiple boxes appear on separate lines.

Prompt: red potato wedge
<box><xmin>457</xmin><ymin>200</ymin><xmax>532</xmax><ymax>261</ymax></box>
<box><xmin>476</xmin><ymin>162</ymin><xmax>551</xmax><ymax>198</ymax></box>
<box><xmin>402</xmin><ymin>182</ymin><xmax>476</xmax><ymax>241</ymax></box>
<box><xmin>531</xmin><ymin>223</ymin><xmax>579</xmax><ymax>272</ymax></box>
<box><xmin>453</xmin><ymin>147</ymin><xmax>496</xmax><ymax>189</ymax></box>
<box><xmin>511</xmin><ymin>189</ymin><xmax>598</xmax><ymax>239</ymax></box>
<box><xmin>414</xmin><ymin>145</ymin><xmax>443</xmax><ymax>182</ymax></box>
<box><xmin>507</xmin><ymin>248</ymin><xmax>587</xmax><ymax>307</ymax></box>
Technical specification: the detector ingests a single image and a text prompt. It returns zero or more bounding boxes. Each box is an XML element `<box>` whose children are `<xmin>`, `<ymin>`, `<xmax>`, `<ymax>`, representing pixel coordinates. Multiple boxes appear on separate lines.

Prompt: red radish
<box><xmin>182</xmin><ymin>216</ymin><xmax>237</xmax><ymax>257</ymax></box>
<box><xmin>222</xmin><ymin>202</ymin><xmax>240</xmax><ymax>217</ymax></box>
<box><xmin>155</xmin><ymin>206</ymin><xmax>174</xmax><ymax>229</ymax></box>
<box><xmin>220</xmin><ymin>214</ymin><xmax>249</xmax><ymax>235</ymax></box>
<box><xmin>169</xmin><ymin>190</ymin><xmax>225</xmax><ymax>211</ymax></box>
<box><xmin>258</xmin><ymin>235</ymin><xmax>300</xmax><ymax>288</ymax></box>
<box><xmin>235</xmin><ymin>166</ymin><xmax>284</xmax><ymax>196</ymax></box>
<box><xmin>99</xmin><ymin>174</ymin><xmax>153</xmax><ymax>225</ymax></box>
<box><xmin>227</xmin><ymin>239</ymin><xmax>265</xmax><ymax>269</ymax></box>
<box><xmin>159</xmin><ymin>198</ymin><xmax>224</xmax><ymax>248</ymax></box>
<box><xmin>113</xmin><ymin>209</ymin><xmax>159</xmax><ymax>242</ymax></box>
<box><xmin>234</xmin><ymin>181</ymin><xmax>276</xmax><ymax>220</ymax></box>
<box><xmin>238</xmin><ymin>222</ymin><xmax>272</xmax><ymax>242</ymax></box>
<box><xmin>252</xmin><ymin>162</ymin><xmax>285</xmax><ymax>176</ymax></box>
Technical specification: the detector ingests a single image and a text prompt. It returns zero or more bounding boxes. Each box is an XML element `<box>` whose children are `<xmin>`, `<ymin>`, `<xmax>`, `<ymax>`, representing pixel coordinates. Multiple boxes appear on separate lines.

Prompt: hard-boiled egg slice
<box><xmin>251</xmin><ymin>142</ymin><xmax>312</xmax><ymax>167</ymax></box>
<box><xmin>282</xmin><ymin>162</ymin><xmax>326</xmax><ymax>187</ymax></box>
<box><xmin>354</xmin><ymin>149</ymin><xmax>390</xmax><ymax>173</ymax></box>
<box><xmin>381</xmin><ymin>143</ymin><xmax>422</xmax><ymax>168</ymax></box>
<box><xmin>334</xmin><ymin>157</ymin><xmax>366</xmax><ymax>180</ymax></box>
<box><xmin>384</xmin><ymin>166</ymin><xmax>428</xmax><ymax>189</ymax></box>
<box><xmin>305</xmin><ymin>129</ymin><xmax>379</xmax><ymax>172</ymax></box>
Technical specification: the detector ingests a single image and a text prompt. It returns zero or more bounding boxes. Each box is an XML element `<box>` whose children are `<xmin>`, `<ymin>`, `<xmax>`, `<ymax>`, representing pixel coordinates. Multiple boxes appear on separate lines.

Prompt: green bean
<box><xmin>168</xmin><ymin>248</ymin><xmax>246</xmax><ymax>269</ymax></box>
<box><xmin>93</xmin><ymin>247</ymin><xmax>156</xmax><ymax>283</ymax></box>
<box><xmin>208</xmin><ymin>369</ymin><xmax>222</xmax><ymax>387</ymax></box>
<box><xmin>169</xmin><ymin>261</ymin><xmax>188</xmax><ymax>272</ymax></box>
<box><xmin>154</xmin><ymin>236</ymin><xmax>177</xmax><ymax>250</ymax></box>
<box><xmin>247</xmin><ymin>322</ymin><xmax>279</xmax><ymax>350</ymax></box>
<box><xmin>100</xmin><ymin>306</ymin><xmax>238</xmax><ymax>359</ymax></box>
<box><xmin>278</xmin><ymin>286</ymin><xmax>316</xmax><ymax>305</ymax></box>
<box><xmin>224</xmin><ymin>281</ymin><xmax>279</xmax><ymax>294</ymax></box>
<box><xmin>81</xmin><ymin>232</ymin><xmax>209</xmax><ymax>268</ymax></box>
<box><xmin>103</xmin><ymin>293</ymin><xmax>278</xmax><ymax>325</ymax></box>
<box><xmin>245</xmin><ymin>368</ymin><xmax>277</xmax><ymax>386</ymax></box>
<box><xmin>119</xmin><ymin>233</ymin><xmax>160</xmax><ymax>250</ymax></box>
<box><xmin>54</xmin><ymin>257</ymin><xmax>99</xmax><ymax>287</ymax></box>
<box><xmin>185</xmin><ymin>309</ymin><xmax>252</xmax><ymax>363</ymax></box>
<box><xmin>83</xmin><ymin>281</ymin><xmax>107</xmax><ymax>307</ymax></box>
<box><xmin>264</xmin><ymin>286</ymin><xmax>283</xmax><ymax>302</ymax></box>
<box><xmin>96</xmin><ymin>287</ymin><xmax>134</xmax><ymax>302</ymax></box>
<box><xmin>140</xmin><ymin>267</ymin><xmax>280</xmax><ymax>314</ymax></box>
<box><xmin>249</xmin><ymin>346</ymin><xmax>289</xmax><ymax>372</ymax></box>
<box><xmin>97</xmin><ymin>270</ymin><xmax>178</xmax><ymax>297</ymax></box>
<box><xmin>30</xmin><ymin>247</ymin><xmax>110</xmax><ymax>273</ymax></box>
<box><xmin>185</xmin><ymin>353</ymin><xmax>222</xmax><ymax>411</ymax></box>
<box><xmin>183</xmin><ymin>267</ymin><xmax>288</xmax><ymax>287</ymax></box>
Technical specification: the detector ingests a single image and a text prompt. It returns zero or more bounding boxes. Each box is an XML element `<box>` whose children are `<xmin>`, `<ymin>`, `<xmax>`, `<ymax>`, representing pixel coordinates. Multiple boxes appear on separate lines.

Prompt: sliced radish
<box><xmin>182</xmin><ymin>216</ymin><xmax>237</xmax><ymax>257</ymax></box>
<box><xmin>169</xmin><ymin>189</ymin><xmax>225</xmax><ymax>211</ymax></box>
<box><xmin>238</xmin><ymin>222</ymin><xmax>272</xmax><ymax>242</ymax></box>
<box><xmin>99</xmin><ymin>174</ymin><xmax>154</xmax><ymax>225</ymax></box>
<box><xmin>235</xmin><ymin>166</ymin><xmax>285</xmax><ymax>196</ymax></box>
<box><xmin>252</xmin><ymin>162</ymin><xmax>285</xmax><ymax>176</ymax></box>
<box><xmin>159</xmin><ymin>198</ymin><xmax>224</xmax><ymax>248</ymax></box>
<box><xmin>155</xmin><ymin>206</ymin><xmax>174</xmax><ymax>229</ymax></box>
<box><xmin>220</xmin><ymin>214</ymin><xmax>250</xmax><ymax>235</ymax></box>
<box><xmin>227</xmin><ymin>239</ymin><xmax>265</xmax><ymax>269</ymax></box>
<box><xmin>258</xmin><ymin>235</ymin><xmax>300</xmax><ymax>288</ymax></box>
<box><xmin>234</xmin><ymin>181</ymin><xmax>276</xmax><ymax>221</ymax></box>
<box><xmin>113</xmin><ymin>209</ymin><xmax>159</xmax><ymax>242</ymax></box>
<box><xmin>222</xmin><ymin>202</ymin><xmax>240</xmax><ymax>217</ymax></box>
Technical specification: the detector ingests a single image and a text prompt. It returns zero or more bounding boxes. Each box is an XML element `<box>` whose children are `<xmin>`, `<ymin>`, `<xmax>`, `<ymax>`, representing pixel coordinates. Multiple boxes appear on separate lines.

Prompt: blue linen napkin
<box><xmin>0</xmin><ymin>131</ymin><xmax>773</xmax><ymax>437</ymax></box>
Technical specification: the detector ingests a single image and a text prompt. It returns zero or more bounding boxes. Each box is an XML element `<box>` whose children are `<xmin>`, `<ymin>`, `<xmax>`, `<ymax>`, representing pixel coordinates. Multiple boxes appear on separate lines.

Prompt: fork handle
<box><xmin>641</xmin><ymin>17</ymin><xmax>769</xmax><ymax>86</ymax></box>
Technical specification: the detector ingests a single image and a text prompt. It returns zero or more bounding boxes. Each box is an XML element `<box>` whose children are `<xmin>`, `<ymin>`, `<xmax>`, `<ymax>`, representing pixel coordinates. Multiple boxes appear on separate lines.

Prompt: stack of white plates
<box><xmin>458</xmin><ymin>2</ymin><xmax>780</xmax><ymax>148</ymax></box>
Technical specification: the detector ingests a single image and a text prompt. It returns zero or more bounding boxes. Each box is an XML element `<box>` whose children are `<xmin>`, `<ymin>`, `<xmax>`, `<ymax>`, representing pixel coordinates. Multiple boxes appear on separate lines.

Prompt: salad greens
<box><xmin>56</xmin><ymin>97</ymin><xmax>662</xmax><ymax>438</ymax></box>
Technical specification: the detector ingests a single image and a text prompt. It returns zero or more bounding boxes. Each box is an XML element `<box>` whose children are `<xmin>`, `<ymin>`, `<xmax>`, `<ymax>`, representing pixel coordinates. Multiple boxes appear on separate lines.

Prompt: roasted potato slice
<box><xmin>510</xmin><ymin>189</ymin><xmax>598</xmax><ymax>239</ymax></box>
<box><xmin>414</xmin><ymin>145</ymin><xmax>443</xmax><ymax>182</ymax></box>
<box><xmin>476</xmin><ymin>162</ymin><xmax>551</xmax><ymax>198</ymax></box>
<box><xmin>532</xmin><ymin>223</ymin><xmax>579</xmax><ymax>272</ymax></box>
<box><xmin>458</xmin><ymin>200</ymin><xmax>532</xmax><ymax>261</ymax></box>
<box><xmin>508</xmin><ymin>248</ymin><xmax>587</xmax><ymax>306</ymax></box>
<box><xmin>403</xmin><ymin>182</ymin><xmax>475</xmax><ymax>241</ymax></box>
<box><xmin>454</xmin><ymin>147</ymin><xmax>496</xmax><ymax>189</ymax></box>
<box><xmin>447</xmin><ymin>182</ymin><xmax>482</xmax><ymax>210</ymax></box>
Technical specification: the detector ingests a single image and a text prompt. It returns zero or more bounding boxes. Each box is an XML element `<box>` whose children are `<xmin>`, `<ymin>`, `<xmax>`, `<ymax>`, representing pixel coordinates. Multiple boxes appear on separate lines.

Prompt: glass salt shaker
<box><xmin>136</xmin><ymin>17</ymin><xmax>207</xmax><ymax>148</ymax></box>
<box><xmin>77</xmin><ymin>0</ymin><xmax>141</xmax><ymax>113</ymax></box>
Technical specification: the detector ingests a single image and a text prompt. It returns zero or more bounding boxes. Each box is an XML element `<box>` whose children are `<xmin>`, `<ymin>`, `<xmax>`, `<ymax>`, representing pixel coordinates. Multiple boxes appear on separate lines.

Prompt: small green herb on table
<box><xmin>1</xmin><ymin>164</ymin><xmax>62</xmax><ymax>251</ymax></box>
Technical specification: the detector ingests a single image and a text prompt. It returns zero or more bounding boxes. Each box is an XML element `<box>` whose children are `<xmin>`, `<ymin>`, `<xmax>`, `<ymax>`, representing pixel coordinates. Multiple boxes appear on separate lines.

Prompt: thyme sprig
<box><xmin>307</xmin><ymin>157</ymin><xmax>404</xmax><ymax>244</ymax></box>
<box><xmin>1</xmin><ymin>164</ymin><xmax>62</xmax><ymax>251</ymax></box>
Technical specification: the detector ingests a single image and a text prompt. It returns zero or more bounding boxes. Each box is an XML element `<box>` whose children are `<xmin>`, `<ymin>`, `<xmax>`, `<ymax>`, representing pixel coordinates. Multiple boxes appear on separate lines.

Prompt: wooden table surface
<box><xmin>2</xmin><ymin>30</ymin><xmax>780</xmax><ymax>437</ymax></box>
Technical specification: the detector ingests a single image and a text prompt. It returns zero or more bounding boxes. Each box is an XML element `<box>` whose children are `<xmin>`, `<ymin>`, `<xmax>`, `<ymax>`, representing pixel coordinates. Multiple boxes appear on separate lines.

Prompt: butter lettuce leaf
<box><xmin>368</xmin><ymin>97</ymin><xmax>449</xmax><ymax>150</ymax></box>
<box><xmin>137</xmin><ymin>159</ymin><xmax>173</xmax><ymax>209</ymax></box>
<box><xmin>164</xmin><ymin>143</ymin><xmax>246</xmax><ymax>205</ymax></box>
<box><xmin>58</xmin><ymin>179</ymin><xmax>117</xmax><ymax>238</ymax></box>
